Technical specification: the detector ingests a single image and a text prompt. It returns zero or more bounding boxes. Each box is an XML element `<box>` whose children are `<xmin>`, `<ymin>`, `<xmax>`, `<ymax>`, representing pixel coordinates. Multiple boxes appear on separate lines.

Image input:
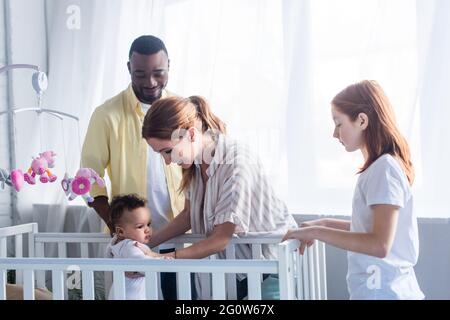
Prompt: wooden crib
<box><xmin>0</xmin><ymin>223</ymin><xmax>327</xmax><ymax>300</ymax></box>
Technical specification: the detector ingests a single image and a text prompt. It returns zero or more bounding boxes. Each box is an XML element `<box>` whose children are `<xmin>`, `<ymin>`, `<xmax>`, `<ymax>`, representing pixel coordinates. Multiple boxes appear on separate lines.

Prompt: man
<box><xmin>81</xmin><ymin>35</ymin><xmax>184</xmax><ymax>299</ymax></box>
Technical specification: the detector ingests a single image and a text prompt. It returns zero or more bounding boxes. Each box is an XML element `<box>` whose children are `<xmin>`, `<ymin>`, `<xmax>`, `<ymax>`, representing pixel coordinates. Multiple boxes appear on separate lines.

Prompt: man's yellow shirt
<box><xmin>81</xmin><ymin>84</ymin><xmax>185</xmax><ymax>220</ymax></box>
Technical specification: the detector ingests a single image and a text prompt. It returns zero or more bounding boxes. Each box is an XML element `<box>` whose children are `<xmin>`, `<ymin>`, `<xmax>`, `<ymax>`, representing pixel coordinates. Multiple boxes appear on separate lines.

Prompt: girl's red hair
<box><xmin>332</xmin><ymin>80</ymin><xmax>414</xmax><ymax>185</ymax></box>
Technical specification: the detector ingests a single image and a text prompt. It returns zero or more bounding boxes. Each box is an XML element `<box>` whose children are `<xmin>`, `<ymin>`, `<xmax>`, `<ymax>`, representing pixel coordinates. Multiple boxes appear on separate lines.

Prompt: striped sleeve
<box><xmin>213</xmin><ymin>163</ymin><xmax>253</xmax><ymax>234</ymax></box>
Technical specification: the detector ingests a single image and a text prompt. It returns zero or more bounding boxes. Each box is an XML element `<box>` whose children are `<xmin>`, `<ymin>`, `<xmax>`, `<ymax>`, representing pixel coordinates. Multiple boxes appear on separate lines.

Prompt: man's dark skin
<box><xmin>89</xmin><ymin>50</ymin><xmax>170</xmax><ymax>228</ymax></box>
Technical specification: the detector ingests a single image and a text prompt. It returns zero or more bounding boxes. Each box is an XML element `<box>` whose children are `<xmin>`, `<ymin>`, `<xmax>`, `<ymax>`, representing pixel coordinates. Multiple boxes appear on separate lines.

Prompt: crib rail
<box><xmin>0</xmin><ymin>223</ymin><xmax>37</xmax><ymax>258</ymax></box>
<box><xmin>0</xmin><ymin>223</ymin><xmax>38</xmax><ymax>285</ymax></box>
<box><xmin>0</xmin><ymin>223</ymin><xmax>327</xmax><ymax>300</ymax></box>
<box><xmin>0</xmin><ymin>257</ymin><xmax>280</xmax><ymax>300</ymax></box>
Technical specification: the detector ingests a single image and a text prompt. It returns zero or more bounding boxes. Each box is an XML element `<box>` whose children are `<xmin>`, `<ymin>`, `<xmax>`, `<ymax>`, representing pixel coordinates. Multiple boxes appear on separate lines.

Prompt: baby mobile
<box><xmin>0</xmin><ymin>64</ymin><xmax>104</xmax><ymax>203</ymax></box>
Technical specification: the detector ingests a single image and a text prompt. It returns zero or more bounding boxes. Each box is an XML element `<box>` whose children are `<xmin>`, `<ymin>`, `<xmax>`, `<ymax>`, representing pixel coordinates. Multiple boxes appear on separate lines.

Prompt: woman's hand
<box><xmin>161</xmin><ymin>251</ymin><xmax>176</xmax><ymax>259</ymax></box>
<box><xmin>282</xmin><ymin>227</ymin><xmax>317</xmax><ymax>255</ymax></box>
<box><xmin>154</xmin><ymin>254</ymin><xmax>174</xmax><ymax>260</ymax></box>
<box><xmin>134</xmin><ymin>242</ymin><xmax>173</xmax><ymax>259</ymax></box>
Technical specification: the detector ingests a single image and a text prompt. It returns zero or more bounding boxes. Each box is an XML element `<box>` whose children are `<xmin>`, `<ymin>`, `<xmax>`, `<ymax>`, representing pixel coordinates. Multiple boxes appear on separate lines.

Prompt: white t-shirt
<box><xmin>347</xmin><ymin>154</ymin><xmax>424</xmax><ymax>300</ymax></box>
<box><xmin>141</xmin><ymin>103</ymin><xmax>173</xmax><ymax>250</ymax></box>
<box><xmin>106</xmin><ymin>236</ymin><xmax>157</xmax><ymax>300</ymax></box>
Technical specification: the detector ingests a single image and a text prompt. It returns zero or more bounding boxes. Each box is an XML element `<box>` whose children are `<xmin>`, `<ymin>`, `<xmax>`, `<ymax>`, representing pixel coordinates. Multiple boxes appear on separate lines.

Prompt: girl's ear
<box><xmin>358</xmin><ymin>113</ymin><xmax>369</xmax><ymax>130</ymax></box>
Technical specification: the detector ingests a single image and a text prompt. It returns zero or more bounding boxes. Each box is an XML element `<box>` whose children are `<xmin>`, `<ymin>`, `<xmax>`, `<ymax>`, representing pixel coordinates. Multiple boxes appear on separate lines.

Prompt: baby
<box><xmin>106</xmin><ymin>194</ymin><xmax>169</xmax><ymax>300</ymax></box>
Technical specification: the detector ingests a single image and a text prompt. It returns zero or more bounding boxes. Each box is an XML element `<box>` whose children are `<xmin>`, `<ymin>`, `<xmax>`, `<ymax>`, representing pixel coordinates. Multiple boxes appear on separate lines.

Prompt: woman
<box><xmin>141</xmin><ymin>95</ymin><xmax>297</xmax><ymax>299</ymax></box>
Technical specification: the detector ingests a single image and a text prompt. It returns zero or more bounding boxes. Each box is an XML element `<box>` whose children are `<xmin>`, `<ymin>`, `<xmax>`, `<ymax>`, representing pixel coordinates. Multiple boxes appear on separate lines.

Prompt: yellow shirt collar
<box><xmin>126</xmin><ymin>84</ymin><xmax>168</xmax><ymax>118</ymax></box>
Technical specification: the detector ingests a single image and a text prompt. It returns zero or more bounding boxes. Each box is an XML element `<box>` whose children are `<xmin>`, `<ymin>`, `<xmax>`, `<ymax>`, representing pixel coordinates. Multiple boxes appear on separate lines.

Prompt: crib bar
<box><xmin>0</xmin><ymin>258</ymin><xmax>277</xmax><ymax>274</ymax></box>
<box><xmin>58</xmin><ymin>243</ymin><xmax>67</xmax><ymax>258</ymax></box>
<box><xmin>302</xmin><ymin>249</ymin><xmax>310</xmax><ymax>299</ymax></box>
<box><xmin>212</xmin><ymin>273</ymin><xmax>226</xmax><ymax>300</ymax></box>
<box><xmin>15</xmin><ymin>235</ymin><xmax>23</xmax><ymax>284</ymax></box>
<box><xmin>225</xmin><ymin>243</ymin><xmax>237</xmax><ymax>300</ymax></box>
<box><xmin>295</xmin><ymin>251</ymin><xmax>304</xmax><ymax>300</ymax></box>
<box><xmin>23</xmin><ymin>270</ymin><xmax>35</xmax><ymax>300</ymax></box>
<box><xmin>247</xmin><ymin>272</ymin><xmax>262</xmax><ymax>300</ymax></box>
<box><xmin>0</xmin><ymin>269</ymin><xmax>6</xmax><ymax>300</ymax></box>
<box><xmin>28</xmin><ymin>224</ymin><xmax>38</xmax><ymax>258</ymax></box>
<box><xmin>319</xmin><ymin>242</ymin><xmax>327</xmax><ymax>300</ymax></box>
<box><xmin>313</xmin><ymin>243</ymin><xmax>321</xmax><ymax>299</ymax></box>
<box><xmin>173</xmin><ymin>233</ymin><xmax>285</xmax><ymax>244</ymax></box>
<box><xmin>0</xmin><ymin>238</ymin><xmax>6</xmax><ymax>258</ymax></box>
<box><xmin>81</xmin><ymin>270</ymin><xmax>95</xmax><ymax>300</ymax></box>
<box><xmin>251</xmin><ymin>244</ymin><xmax>262</xmax><ymax>259</ymax></box>
<box><xmin>35</xmin><ymin>242</ymin><xmax>45</xmax><ymax>258</ymax></box>
<box><xmin>288</xmin><ymin>240</ymin><xmax>300</xmax><ymax>297</ymax></box>
<box><xmin>15</xmin><ymin>234</ymin><xmax>23</xmax><ymax>257</ymax></box>
<box><xmin>51</xmin><ymin>270</ymin><xmax>65</xmax><ymax>300</ymax></box>
<box><xmin>112</xmin><ymin>271</ymin><xmax>126</xmax><ymax>300</ymax></box>
<box><xmin>251</xmin><ymin>244</ymin><xmax>264</xmax><ymax>283</ymax></box>
<box><xmin>57</xmin><ymin>242</ymin><xmax>68</xmax><ymax>298</ymax></box>
<box><xmin>33</xmin><ymin>232</ymin><xmax>286</xmax><ymax>244</ymax></box>
<box><xmin>177</xmin><ymin>271</ymin><xmax>191</xmax><ymax>300</ymax></box>
<box><xmin>104</xmin><ymin>272</ymin><xmax>113</xmax><ymax>300</ymax></box>
<box><xmin>307</xmin><ymin>246</ymin><xmax>316</xmax><ymax>300</ymax></box>
<box><xmin>80</xmin><ymin>243</ymin><xmax>89</xmax><ymax>258</ymax></box>
<box><xmin>144</xmin><ymin>272</ymin><xmax>158</xmax><ymax>300</ymax></box>
<box><xmin>278</xmin><ymin>242</ymin><xmax>295</xmax><ymax>300</ymax></box>
<box><xmin>35</xmin><ymin>233</ymin><xmax>110</xmax><ymax>243</ymax></box>
<box><xmin>35</xmin><ymin>242</ymin><xmax>46</xmax><ymax>288</ymax></box>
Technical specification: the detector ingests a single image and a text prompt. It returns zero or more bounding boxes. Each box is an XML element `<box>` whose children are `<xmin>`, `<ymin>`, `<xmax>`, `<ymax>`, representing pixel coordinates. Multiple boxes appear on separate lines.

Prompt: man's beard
<box><xmin>133</xmin><ymin>83</ymin><xmax>166</xmax><ymax>104</ymax></box>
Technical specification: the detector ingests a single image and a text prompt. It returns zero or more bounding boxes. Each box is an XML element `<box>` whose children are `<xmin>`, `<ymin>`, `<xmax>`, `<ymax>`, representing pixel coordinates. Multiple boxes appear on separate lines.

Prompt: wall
<box><xmin>295</xmin><ymin>214</ymin><xmax>450</xmax><ymax>300</ymax></box>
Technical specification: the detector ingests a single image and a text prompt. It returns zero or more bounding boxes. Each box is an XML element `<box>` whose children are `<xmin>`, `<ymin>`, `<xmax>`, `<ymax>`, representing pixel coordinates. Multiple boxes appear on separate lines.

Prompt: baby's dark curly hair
<box><xmin>109</xmin><ymin>194</ymin><xmax>147</xmax><ymax>229</ymax></box>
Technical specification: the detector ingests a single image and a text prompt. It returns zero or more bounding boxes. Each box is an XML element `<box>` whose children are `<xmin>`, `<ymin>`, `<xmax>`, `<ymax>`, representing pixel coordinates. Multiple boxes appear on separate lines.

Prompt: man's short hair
<box><xmin>129</xmin><ymin>35</ymin><xmax>168</xmax><ymax>59</ymax></box>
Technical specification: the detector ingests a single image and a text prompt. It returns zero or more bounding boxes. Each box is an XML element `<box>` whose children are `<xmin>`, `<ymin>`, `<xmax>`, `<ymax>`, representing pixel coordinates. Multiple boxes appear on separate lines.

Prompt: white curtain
<box><xmin>155</xmin><ymin>0</ymin><xmax>450</xmax><ymax>218</ymax></box>
<box><xmin>282</xmin><ymin>0</ymin><xmax>450</xmax><ymax>218</ymax></box>
<box><xmin>41</xmin><ymin>0</ymin><xmax>162</xmax><ymax>233</ymax></box>
<box><xmin>8</xmin><ymin>0</ymin><xmax>159</xmax><ymax>231</ymax></box>
<box><xmin>5</xmin><ymin>0</ymin><xmax>450</xmax><ymax>229</ymax></box>
<box><xmin>154</xmin><ymin>0</ymin><xmax>288</xmax><ymax>197</ymax></box>
<box><xmin>284</xmin><ymin>0</ymin><xmax>421</xmax><ymax>215</ymax></box>
<box><xmin>415</xmin><ymin>0</ymin><xmax>450</xmax><ymax>218</ymax></box>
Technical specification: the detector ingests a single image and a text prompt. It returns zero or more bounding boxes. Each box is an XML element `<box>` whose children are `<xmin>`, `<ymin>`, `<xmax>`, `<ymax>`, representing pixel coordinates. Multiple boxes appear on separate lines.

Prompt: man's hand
<box><xmin>89</xmin><ymin>196</ymin><xmax>111</xmax><ymax>228</ymax></box>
